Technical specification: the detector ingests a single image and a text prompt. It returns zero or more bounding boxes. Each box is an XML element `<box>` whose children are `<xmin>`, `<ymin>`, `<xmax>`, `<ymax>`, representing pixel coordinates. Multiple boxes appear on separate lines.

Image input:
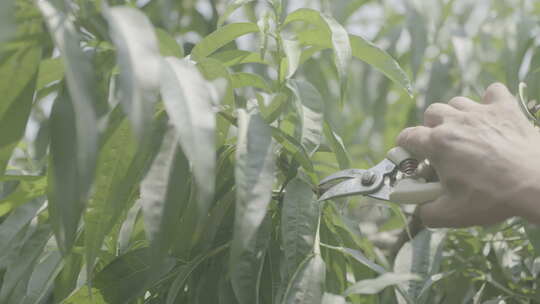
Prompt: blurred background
<box><xmin>6</xmin><ymin>0</ymin><xmax>540</xmax><ymax>302</ymax></box>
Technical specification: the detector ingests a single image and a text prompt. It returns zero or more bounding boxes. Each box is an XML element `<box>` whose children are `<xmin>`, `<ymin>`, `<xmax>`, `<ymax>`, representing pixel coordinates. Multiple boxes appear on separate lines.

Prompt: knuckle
<box><xmin>448</xmin><ymin>96</ymin><xmax>467</xmax><ymax>106</ymax></box>
<box><xmin>487</xmin><ymin>82</ymin><xmax>505</xmax><ymax>92</ymax></box>
<box><xmin>424</xmin><ymin>103</ymin><xmax>445</xmax><ymax>121</ymax></box>
<box><xmin>448</xmin><ymin>96</ymin><xmax>475</xmax><ymax>109</ymax></box>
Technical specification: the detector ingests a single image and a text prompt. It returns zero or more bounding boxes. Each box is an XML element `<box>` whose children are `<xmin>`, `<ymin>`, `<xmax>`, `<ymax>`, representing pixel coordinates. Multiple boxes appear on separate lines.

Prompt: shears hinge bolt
<box><xmin>361</xmin><ymin>171</ymin><xmax>377</xmax><ymax>186</ymax></box>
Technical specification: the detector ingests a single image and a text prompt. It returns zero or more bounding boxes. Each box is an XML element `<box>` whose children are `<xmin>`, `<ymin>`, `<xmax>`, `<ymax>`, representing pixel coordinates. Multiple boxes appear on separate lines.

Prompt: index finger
<box><xmin>396</xmin><ymin>126</ymin><xmax>433</xmax><ymax>159</ymax></box>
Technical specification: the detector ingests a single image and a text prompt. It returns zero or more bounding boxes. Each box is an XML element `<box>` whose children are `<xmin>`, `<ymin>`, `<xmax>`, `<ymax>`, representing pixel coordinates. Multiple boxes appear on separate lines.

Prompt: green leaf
<box><xmin>0</xmin><ymin>176</ymin><xmax>47</xmax><ymax>217</ymax></box>
<box><xmin>166</xmin><ymin>243</ymin><xmax>230</xmax><ymax>304</ymax></box>
<box><xmin>296</xmin><ymin>29</ymin><xmax>412</xmax><ymax>97</ymax></box>
<box><xmin>210</xmin><ymin>50</ymin><xmax>267</xmax><ymax>67</ymax></box>
<box><xmin>231</xmin><ymin>215</ymin><xmax>272</xmax><ymax>304</ymax></box>
<box><xmin>525</xmin><ymin>223</ymin><xmax>540</xmax><ymax>255</ymax></box>
<box><xmin>406</xmin><ymin>4</ymin><xmax>428</xmax><ymax>78</ymax></box>
<box><xmin>282</xmin><ymin>254</ymin><xmax>326</xmax><ymax>304</ymax></box>
<box><xmin>287</xmin><ymin>79</ymin><xmax>324</xmax><ymax>156</ymax></box>
<box><xmin>191</xmin><ymin>22</ymin><xmax>259</xmax><ymax>60</ymax></box>
<box><xmin>344</xmin><ymin>273</ymin><xmax>421</xmax><ymax>296</ymax></box>
<box><xmin>0</xmin><ymin>199</ymin><xmax>44</xmax><ymax>265</ymax></box>
<box><xmin>270</xmin><ymin>127</ymin><xmax>316</xmax><ymax>184</ymax></box>
<box><xmin>156</xmin><ymin>28</ymin><xmax>184</xmax><ymax>58</ymax></box>
<box><xmin>21</xmin><ymin>251</ymin><xmax>63</xmax><ymax>304</ymax></box>
<box><xmin>284</xmin><ymin>9</ymin><xmax>352</xmax><ymax>96</ymax></box>
<box><xmin>106</xmin><ymin>6</ymin><xmax>161</xmax><ymax>143</ymax></box>
<box><xmin>394</xmin><ymin>230</ymin><xmax>447</xmax><ymax>303</ymax></box>
<box><xmin>0</xmin><ymin>3</ymin><xmax>42</xmax><ymax>175</ymax></box>
<box><xmin>93</xmin><ymin>248</ymin><xmax>175</xmax><ymax>303</ymax></box>
<box><xmin>322</xmin><ymin>293</ymin><xmax>347</xmax><ymax>304</ymax></box>
<box><xmin>231</xmin><ymin>72</ymin><xmax>271</xmax><ymax>92</ymax></box>
<box><xmin>47</xmin><ymin>89</ymin><xmax>94</xmax><ymax>254</ymax></box>
<box><xmin>0</xmin><ymin>222</ymin><xmax>53</xmax><ymax>303</ymax></box>
<box><xmin>140</xmin><ymin>126</ymin><xmax>190</xmax><ymax>262</ymax></box>
<box><xmin>328</xmin><ymin>245</ymin><xmax>387</xmax><ymax>275</ymax></box>
<box><xmin>39</xmin><ymin>0</ymin><xmax>100</xmax><ymax>253</ymax></box>
<box><xmin>257</xmin><ymin>92</ymin><xmax>287</xmax><ymax>123</ymax></box>
<box><xmin>61</xmin><ymin>286</ymin><xmax>106</xmax><ymax>304</ymax></box>
<box><xmin>323</xmin><ymin>123</ymin><xmax>350</xmax><ymax>169</ymax></box>
<box><xmin>84</xmin><ymin>115</ymin><xmax>137</xmax><ymax>280</ymax></box>
<box><xmin>36</xmin><ymin>58</ymin><xmax>64</xmax><ymax>92</ymax></box>
<box><xmin>282</xmin><ymin>39</ymin><xmax>302</xmax><ymax>80</ymax></box>
<box><xmin>218</xmin><ymin>0</ymin><xmax>256</xmax><ymax>27</ymax></box>
<box><xmin>282</xmin><ymin>178</ymin><xmax>320</xmax><ymax>279</ymax></box>
<box><xmin>0</xmin><ymin>0</ymin><xmax>16</xmax><ymax>43</ymax></box>
<box><xmin>196</xmin><ymin>57</ymin><xmax>235</xmax><ymax>146</ymax></box>
<box><xmin>160</xmin><ymin>57</ymin><xmax>223</xmax><ymax>222</ymax></box>
<box><xmin>231</xmin><ymin>109</ymin><xmax>275</xmax><ymax>304</ymax></box>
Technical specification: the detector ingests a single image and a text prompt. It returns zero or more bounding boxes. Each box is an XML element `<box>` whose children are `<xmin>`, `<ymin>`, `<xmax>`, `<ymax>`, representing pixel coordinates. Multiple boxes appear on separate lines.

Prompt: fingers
<box><xmin>424</xmin><ymin>103</ymin><xmax>461</xmax><ymax>127</ymax></box>
<box><xmin>448</xmin><ymin>96</ymin><xmax>478</xmax><ymax>111</ymax></box>
<box><xmin>418</xmin><ymin>195</ymin><xmax>468</xmax><ymax>228</ymax></box>
<box><xmin>418</xmin><ymin>196</ymin><xmax>511</xmax><ymax>228</ymax></box>
<box><xmin>482</xmin><ymin>82</ymin><xmax>514</xmax><ymax>105</ymax></box>
<box><xmin>396</xmin><ymin>126</ymin><xmax>432</xmax><ymax>158</ymax></box>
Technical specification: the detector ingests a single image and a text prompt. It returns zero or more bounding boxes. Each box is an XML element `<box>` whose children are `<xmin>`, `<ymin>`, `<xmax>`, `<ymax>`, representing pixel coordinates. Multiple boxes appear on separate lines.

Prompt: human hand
<box><xmin>397</xmin><ymin>83</ymin><xmax>540</xmax><ymax>227</ymax></box>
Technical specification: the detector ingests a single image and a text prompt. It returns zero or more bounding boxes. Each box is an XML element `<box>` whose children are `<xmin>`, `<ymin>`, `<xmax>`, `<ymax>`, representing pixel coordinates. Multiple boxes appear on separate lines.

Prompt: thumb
<box><xmin>418</xmin><ymin>195</ymin><xmax>466</xmax><ymax>228</ymax></box>
<box><xmin>482</xmin><ymin>82</ymin><xmax>515</xmax><ymax>105</ymax></box>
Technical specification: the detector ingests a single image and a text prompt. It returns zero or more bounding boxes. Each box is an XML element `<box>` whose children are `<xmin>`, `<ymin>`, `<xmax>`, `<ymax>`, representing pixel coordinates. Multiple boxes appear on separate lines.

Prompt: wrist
<box><xmin>514</xmin><ymin>179</ymin><xmax>540</xmax><ymax>223</ymax></box>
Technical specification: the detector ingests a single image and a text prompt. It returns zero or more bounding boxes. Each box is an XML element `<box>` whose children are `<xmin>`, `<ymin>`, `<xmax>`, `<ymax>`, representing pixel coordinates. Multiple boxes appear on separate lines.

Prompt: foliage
<box><xmin>1</xmin><ymin>0</ymin><xmax>540</xmax><ymax>303</ymax></box>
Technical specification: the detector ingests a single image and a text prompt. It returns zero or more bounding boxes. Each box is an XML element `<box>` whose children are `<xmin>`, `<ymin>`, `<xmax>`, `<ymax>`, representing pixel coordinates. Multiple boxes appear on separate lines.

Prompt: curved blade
<box><xmin>318</xmin><ymin>169</ymin><xmax>366</xmax><ymax>187</ymax></box>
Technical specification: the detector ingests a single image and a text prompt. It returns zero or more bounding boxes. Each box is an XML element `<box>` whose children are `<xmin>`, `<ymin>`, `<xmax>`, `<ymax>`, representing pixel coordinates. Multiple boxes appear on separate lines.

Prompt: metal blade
<box><xmin>318</xmin><ymin>169</ymin><xmax>366</xmax><ymax>187</ymax></box>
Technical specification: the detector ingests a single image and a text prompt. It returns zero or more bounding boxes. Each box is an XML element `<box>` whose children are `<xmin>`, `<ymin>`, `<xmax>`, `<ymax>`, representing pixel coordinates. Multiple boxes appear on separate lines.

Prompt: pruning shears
<box><xmin>318</xmin><ymin>147</ymin><xmax>443</xmax><ymax>204</ymax></box>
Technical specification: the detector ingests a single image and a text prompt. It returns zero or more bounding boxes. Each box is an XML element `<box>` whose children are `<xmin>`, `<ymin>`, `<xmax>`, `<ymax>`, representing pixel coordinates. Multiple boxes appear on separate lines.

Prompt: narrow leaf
<box><xmin>22</xmin><ymin>251</ymin><xmax>63</xmax><ymax>304</ymax></box>
<box><xmin>0</xmin><ymin>0</ymin><xmax>16</xmax><ymax>43</ymax></box>
<box><xmin>394</xmin><ymin>230</ymin><xmax>447</xmax><ymax>303</ymax></box>
<box><xmin>231</xmin><ymin>72</ymin><xmax>271</xmax><ymax>92</ymax></box>
<box><xmin>93</xmin><ymin>248</ymin><xmax>175</xmax><ymax>303</ymax></box>
<box><xmin>218</xmin><ymin>0</ymin><xmax>256</xmax><ymax>27</ymax></box>
<box><xmin>39</xmin><ymin>0</ymin><xmax>100</xmax><ymax>253</ymax></box>
<box><xmin>140</xmin><ymin>126</ymin><xmax>190</xmax><ymax>261</ymax></box>
<box><xmin>323</xmin><ymin>123</ymin><xmax>350</xmax><ymax>169</ymax></box>
<box><xmin>287</xmin><ymin>79</ymin><xmax>324</xmax><ymax>156</ymax></box>
<box><xmin>160</xmin><ymin>57</ymin><xmax>223</xmax><ymax>222</ymax></box>
<box><xmin>282</xmin><ymin>178</ymin><xmax>320</xmax><ymax>278</ymax></box>
<box><xmin>166</xmin><ymin>243</ymin><xmax>230</xmax><ymax>304</ymax></box>
<box><xmin>270</xmin><ymin>127</ymin><xmax>317</xmax><ymax>184</ymax></box>
<box><xmin>36</xmin><ymin>58</ymin><xmax>64</xmax><ymax>92</ymax></box>
<box><xmin>0</xmin><ymin>200</ymin><xmax>44</xmax><ymax>264</ymax></box>
<box><xmin>106</xmin><ymin>6</ymin><xmax>161</xmax><ymax>142</ymax></box>
<box><xmin>0</xmin><ymin>2</ymin><xmax>42</xmax><ymax>174</ymax></box>
<box><xmin>282</xmin><ymin>254</ymin><xmax>326</xmax><ymax>304</ymax></box>
<box><xmin>156</xmin><ymin>28</ymin><xmax>184</xmax><ymax>58</ymax></box>
<box><xmin>210</xmin><ymin>50</ymin><xmax>267</xmax><ymax>67</ymax></box>
<box><xmin>283</xmin><ymin>39</ymin><xmax>302</xmax><ymax>79</ymax></box>
<box><xmin>297</xmin><ymin>29</ymin><xmax>412</xmax><ymax>96</ymax></box>
<box><xmin>0</xmin><ymin>222</ymin><xmax>53</xmax><ymax>303</ymax></box>
<box><xmin>84</xmin><ymin>115</ymin><xmax>137</xmax><ymax>279</ymax></box>
<box><xmin>284</xmin><ymin>9</ymin><xmax>352</xmax><ymax>95</ymax></box>
<box><xmin>0</xmin><ymin>176</ymin><xmax>47</xmax><ymax>217</ymax></box>
<box><xmin>231</xmin><ymin>109</ymin><xmax>275</xmax><ymax>303</ymax></box>
<box><xmin>406</xmin><ymin>5</ymin><xmax>428</xmax><ymax>78</ymax></box>
<box><xmin>345</xmin><ymin>273</ymin><xmax>421</xmax><ymax>296</ymax></box>
<box><xmin>191</xmin><ymin>23</ymin><xmax>259</xmax><ymax>60</ymax></box>
<box><xmin>322</xmin><ymin>293</ymin><xmax>346</xmax><ymax>304</ymax></box>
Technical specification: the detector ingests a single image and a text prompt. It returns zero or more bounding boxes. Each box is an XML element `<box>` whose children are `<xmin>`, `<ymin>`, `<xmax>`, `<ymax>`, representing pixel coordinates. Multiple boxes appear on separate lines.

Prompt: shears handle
<box><xmin>389</xmin><ymin>179</ymin><xmax>443</xmax><ymax>204</ymax></box>
<box><xmin>387</xmin><ymin>147</ymin><xmax>443</xmax><ymax>204</ymax></box>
